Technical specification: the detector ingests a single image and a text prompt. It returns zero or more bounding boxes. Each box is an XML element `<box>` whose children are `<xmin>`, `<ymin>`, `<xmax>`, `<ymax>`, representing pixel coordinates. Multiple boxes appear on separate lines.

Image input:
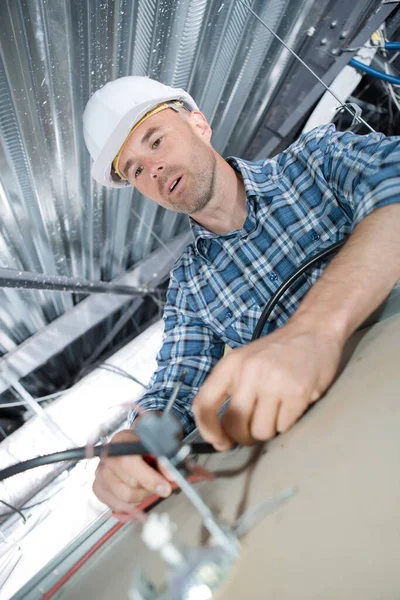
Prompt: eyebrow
<box><xmin>120</xmin><ymin>157</ymin><xmax>134</xmax><ymax>179</ymax></box>
<box><xmin>141</xmin><ymin>126</ymin><xmax>160</xmax><ymax>145</ymax></box>
<box><xmin>120</xmin><ymin>126</ymin><xmax>161</xmax><ymax>178</ymax></box>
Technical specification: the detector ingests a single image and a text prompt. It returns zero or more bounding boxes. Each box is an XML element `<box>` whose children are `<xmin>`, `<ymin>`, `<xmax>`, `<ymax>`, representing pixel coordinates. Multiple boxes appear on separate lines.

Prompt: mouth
<box><xmin>166</xmin><ymin>175</ymin><xmax>183</xmax><ymax>197</ymax></box>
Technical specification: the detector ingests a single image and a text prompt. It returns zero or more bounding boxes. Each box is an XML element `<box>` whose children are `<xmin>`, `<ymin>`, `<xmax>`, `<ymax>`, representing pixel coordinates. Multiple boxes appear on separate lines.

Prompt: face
<box><xmin>117</xmin><ymin>108</ymin><xmax>217</xmax><ymax>215</ymax></box>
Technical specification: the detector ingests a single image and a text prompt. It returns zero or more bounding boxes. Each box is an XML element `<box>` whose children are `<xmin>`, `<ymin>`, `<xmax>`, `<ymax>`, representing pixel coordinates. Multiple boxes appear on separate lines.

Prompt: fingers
<box><xmin>93</xmin><ymin>462</ymin><xmax>150</xmax><ymax>512</ymax></box>
<box><xmin>250</xmin><ymin>395</ymin><xmax>281</xmax><ymax>440</ymax></box>
<box><xmin>195</xmin><ymin>325</ymin><xmax>341</xmax><ymax>447</ymax></box>
<box><xmin>276</xmin><ymin>396</ymin><xmax>308</xmax><ymax>433</ymax></box>
<box><xmin>192</xmin><ymin>358</ymin><xmax>236</xmax><ymax>450</ymax></box>
<box><xmin>93</xmin><ymin>456</ymin><xmax>172</xmax><ymax>513</ymax></box>
<box><xmin>92</xmin><ymin>428</ymin><xmax>173</xmax><ymax>513</ymax></box>
<box><xmin>221</xmin><ymin>376</ymin><xmax>259</xmax><ymax>445</ymax></box>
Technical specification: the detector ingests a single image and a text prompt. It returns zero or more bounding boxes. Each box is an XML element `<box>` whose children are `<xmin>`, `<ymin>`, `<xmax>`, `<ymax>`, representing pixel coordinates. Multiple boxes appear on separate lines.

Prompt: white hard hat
<box><xmin>83</xmin><ymin>76</ymin><xmax>198</xmax><ymax>188</ymax></box>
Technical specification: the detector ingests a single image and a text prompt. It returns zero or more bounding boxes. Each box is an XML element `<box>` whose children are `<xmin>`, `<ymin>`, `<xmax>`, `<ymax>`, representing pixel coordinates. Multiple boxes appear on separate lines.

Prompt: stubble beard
<box><xmin>168</xmin><ymin>147</ymin><xmax>217</xmax><ymax>215</ymax></box>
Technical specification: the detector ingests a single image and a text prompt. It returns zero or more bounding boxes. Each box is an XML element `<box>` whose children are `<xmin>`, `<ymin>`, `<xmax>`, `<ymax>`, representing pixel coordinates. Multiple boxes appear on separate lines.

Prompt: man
<box><xmin>83</xmin><ymin>76</ymin><xmax>400</xmax><ymax>513</ymax></box>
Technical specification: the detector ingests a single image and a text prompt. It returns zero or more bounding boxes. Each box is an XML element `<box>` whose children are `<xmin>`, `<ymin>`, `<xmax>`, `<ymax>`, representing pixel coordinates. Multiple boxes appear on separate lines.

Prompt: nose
<box><xmin>149</xmin><ymin>160</ymin><xmax>165</xmax><ymax>180</ymax></box>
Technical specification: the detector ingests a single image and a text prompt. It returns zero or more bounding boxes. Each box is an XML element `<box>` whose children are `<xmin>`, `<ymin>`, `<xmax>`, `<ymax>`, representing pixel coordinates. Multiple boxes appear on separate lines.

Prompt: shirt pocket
<box><xmin>292</xmin><ymin>215</ymin><xmax>348</xmax><ymax>286</ymax></box>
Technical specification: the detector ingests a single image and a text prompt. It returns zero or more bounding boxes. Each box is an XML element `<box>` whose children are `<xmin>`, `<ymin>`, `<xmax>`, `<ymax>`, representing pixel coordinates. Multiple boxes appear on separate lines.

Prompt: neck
<box><xmin>193</xmin><ymin>154</ymin><xmax>247</xmax><ymax>234</ymax></box>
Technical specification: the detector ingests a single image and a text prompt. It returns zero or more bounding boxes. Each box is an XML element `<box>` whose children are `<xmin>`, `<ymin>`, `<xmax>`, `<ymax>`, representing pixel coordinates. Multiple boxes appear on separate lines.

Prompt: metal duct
<box><xmin>0</xmin><ymin>318</ymin><xmax>164</xmax><ymax>513</ymax></box>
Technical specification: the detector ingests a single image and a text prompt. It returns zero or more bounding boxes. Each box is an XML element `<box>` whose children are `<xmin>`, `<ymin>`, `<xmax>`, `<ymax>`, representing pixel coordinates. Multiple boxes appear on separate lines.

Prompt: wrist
<box><xmin>289</xmin><ymin>305</ymin><xmax>349</xmax><ymax>349</ymax></box>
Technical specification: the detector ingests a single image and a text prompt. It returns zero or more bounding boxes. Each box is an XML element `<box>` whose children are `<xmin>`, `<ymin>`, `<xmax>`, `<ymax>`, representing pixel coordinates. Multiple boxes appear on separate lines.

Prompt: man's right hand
<box><xmin>92</xmin><ymin>428</ymin><xmax>173</xmax><ymax>513</ymax></box>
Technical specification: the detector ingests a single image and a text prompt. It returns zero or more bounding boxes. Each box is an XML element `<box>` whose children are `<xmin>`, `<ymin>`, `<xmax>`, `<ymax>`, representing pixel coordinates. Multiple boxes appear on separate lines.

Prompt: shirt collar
<box><xmin>190</xmin><ymin>156</ymin><xmax>272</xmax><ymax>253</ymax></box>
<box><xmin>226</xmin><ymin>156</ymin><xmax>273</xmax><ymax>198</ymax></box>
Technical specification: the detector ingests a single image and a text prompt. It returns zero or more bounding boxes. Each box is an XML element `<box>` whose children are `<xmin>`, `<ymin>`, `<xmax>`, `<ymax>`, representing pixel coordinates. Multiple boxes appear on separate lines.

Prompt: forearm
<box><xmin>291</xmin><ymin>204</ymin><xmax>400</xmax><ymax>345</ymax></box>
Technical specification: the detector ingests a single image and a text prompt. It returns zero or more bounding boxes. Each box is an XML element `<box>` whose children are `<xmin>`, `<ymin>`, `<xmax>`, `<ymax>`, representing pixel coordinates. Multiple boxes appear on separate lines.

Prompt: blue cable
<box><xmin>385</xmin><ymin>41</ymin><xmax>400</xmax><ymax>50</ymax></box>
<box><xmin>349</xmin><ymin>58</ymin><xmax>400</xmax><ymax>86</ymax></box>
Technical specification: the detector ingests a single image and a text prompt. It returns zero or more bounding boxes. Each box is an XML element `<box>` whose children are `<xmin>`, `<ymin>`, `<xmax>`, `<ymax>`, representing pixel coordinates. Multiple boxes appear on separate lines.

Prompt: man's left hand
<box><xmin>192</xmin><ymin>324</ymin><xmax>343</xmax><ymax>448</ymax></box>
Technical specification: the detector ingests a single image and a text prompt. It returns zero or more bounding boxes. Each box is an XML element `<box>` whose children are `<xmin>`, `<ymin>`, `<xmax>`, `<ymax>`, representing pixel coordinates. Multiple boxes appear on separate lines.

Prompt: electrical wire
<box><xmin>252</xmin><ymin>239</ymin><xmax>346</xmax><ymax>341</ymax></box>
<box><xmin>151</xmin><ymin>288</ymin><xmax>166</xmax><ymax>317</ymax></box>
<box><xmin>237</xmin><ymin>0</ymin><xmax>375</xmax><ymax>133</ymax></box>
<box><xmin>388</xmin><ymin>50</ymin><xmax>400</xmax><ymax>64</ymax></box>
<box><xmin>0</xmin><ymin>441</ymin><xmax>217</xmax><ymax>481</ymax></box>
<box><xmin>130</xmin><ymin>206</ymin><xmax>182</xmax><ymax>264</ymax></box>
<box><xmin>79</xmin><ymin>300</ymin><xmax>143</xmax><ymax>371</ymax></box>
<box><xmin>98</xmin><ymin>364</ymin><xmax>147</xmax><ymax>389</ymax></box>
<box><xmin>385</xmin><ymin>41</ymin><xmax>400</xmax><ymax>50</ymax></box>
<box><xmin>350</xmin><ymin>58</ymin><xmax>400</xmax><ymax>85</ymax></box>
<box><xmin>382</xmin><ymin>48</ymin><xmax>400</xmax><ymax>111</ymax></box>
<box><xmin>0</xmin><ymin>493</ymin><xmax>61</xmax><ymax>519</ymax></box>
<box><xmin>0</xmin><ymin>389</ymin><xmax>67</xmax><ymax>409</ymax></box>
<box><xmin>0</xmin><ymin>498</ymin><xmax>26</xmax><ymax>523</ymax></box>
<box><xmin>0</xmin><ymin>362</ymin><xmax>146</xmax><ymax>411</ymax></box>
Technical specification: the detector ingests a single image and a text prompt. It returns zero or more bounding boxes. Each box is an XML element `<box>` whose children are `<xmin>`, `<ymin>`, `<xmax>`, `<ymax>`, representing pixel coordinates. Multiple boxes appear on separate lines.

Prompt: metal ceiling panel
<box><xmin>0</xmin><ymin>0</ymin><xmax>385</xmax><ymax>396</ymax></box>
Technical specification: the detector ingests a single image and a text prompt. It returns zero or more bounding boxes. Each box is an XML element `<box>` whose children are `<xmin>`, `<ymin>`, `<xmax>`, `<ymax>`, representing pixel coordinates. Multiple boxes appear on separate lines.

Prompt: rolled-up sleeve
<box><xmin>318</xmin><ymin>125</ymin><xmax>400</xmax><ymax>226</ymax></box>
<box><xmin>128</xmin><ymin>273</ymin><xmax>225</xmax><ymax>435</ymax></box>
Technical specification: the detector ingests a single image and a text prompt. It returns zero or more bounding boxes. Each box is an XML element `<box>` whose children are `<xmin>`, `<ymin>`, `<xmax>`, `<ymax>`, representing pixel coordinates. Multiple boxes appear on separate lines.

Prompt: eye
<box><xmin>152</xmin><ymin>137</ymin><xmax>162</xmax><ymax>149</ymax></box>
<box><xmin>135</xmin><ymin>165</ymin><xmax>144</xmax><ymax>178</ymax></box>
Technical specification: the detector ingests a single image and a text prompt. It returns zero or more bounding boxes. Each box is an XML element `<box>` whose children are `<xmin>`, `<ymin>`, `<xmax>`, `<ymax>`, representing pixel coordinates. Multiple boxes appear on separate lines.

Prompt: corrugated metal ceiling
<box><xmin>0</xmin><ymin>0</ymin><xmax>383</xmax><ymax>397</ymax></box>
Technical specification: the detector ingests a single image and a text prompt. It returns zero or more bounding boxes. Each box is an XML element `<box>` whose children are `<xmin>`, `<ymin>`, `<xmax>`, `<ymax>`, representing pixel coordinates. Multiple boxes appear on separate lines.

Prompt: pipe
<box><xmin>0</xmin><ymin>268</ymin><xmax>154</xmax><ymax>296</ymax></box>
<box><xmin>349</xmin><ymin>58</ymin><xmax>400</xmax><ymax>85</ymax></box>
<box><xmin>385</xmin><ymin>41</ymin><xmax>400</xmax><ymax>50</ymax></box>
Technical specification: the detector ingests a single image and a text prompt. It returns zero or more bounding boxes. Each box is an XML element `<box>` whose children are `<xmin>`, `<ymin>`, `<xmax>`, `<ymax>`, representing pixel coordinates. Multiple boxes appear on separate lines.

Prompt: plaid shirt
<box><xmin>129</xmin><ymin>124</ymin><xmax>400</xmax><ymax>433</ymax></box>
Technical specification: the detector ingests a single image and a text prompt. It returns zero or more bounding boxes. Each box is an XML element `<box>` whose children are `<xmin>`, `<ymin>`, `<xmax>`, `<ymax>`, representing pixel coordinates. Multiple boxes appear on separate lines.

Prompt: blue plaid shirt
<box><xmin>129</xmin><ymin>124</ymin><xmax>400</xmax><ymax>433</ymax></box>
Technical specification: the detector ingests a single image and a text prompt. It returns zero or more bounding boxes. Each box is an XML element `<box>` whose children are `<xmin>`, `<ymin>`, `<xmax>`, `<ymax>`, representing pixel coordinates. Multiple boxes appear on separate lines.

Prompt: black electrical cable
<box><xmin>0</xmin><ymin>498</ymin><xmax>26</xmax><ymax>523</ymax></box>
<box><xmin>0</xmin><ymin>441</ymin><xmax>217</xmax><ymax>482</ymax></box>
<box><xmin>0</xmin><ymin>491</ymin><xmax>63</xmax><ymax>519</ymax></box>
<box><xmin>252</xmin><ymin>239</ymin><xmax>346</xmax><ymax>341</ymax></box>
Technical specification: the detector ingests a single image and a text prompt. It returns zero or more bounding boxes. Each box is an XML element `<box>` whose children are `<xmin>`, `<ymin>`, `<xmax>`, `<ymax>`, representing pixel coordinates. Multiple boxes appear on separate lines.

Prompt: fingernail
<box><xmin>156</xmin><ymin>484</ymin><xmax>170</xmax><ymax>497</ymax></box>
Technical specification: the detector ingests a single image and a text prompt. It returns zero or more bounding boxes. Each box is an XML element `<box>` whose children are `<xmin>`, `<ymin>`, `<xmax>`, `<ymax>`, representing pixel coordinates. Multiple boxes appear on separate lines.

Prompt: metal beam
<box><xmin>0</xmin><ymin>269</ymin><xmax>153</xmax><ymax>296</ymax></box>
<box><xmin>0</xmin><ymin>231</ymin><xmax>191</xmax><ymax>395</ymax></box>
<box><xmin>254</xmin><ymin>2</ymin><xmax>396</xmax><ymax>159</ymax></box>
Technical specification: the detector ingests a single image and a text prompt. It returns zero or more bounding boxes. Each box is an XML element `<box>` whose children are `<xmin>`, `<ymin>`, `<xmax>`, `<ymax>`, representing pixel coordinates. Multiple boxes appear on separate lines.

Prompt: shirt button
<box><xmin>269</xmin><ymin>272</ymin><xmax>278</xmax><ymax>281</ymax></box>
<box><xmin>198</xmin><ymin>240</ymin><xmax>208</xmax><ymax>255</ymax></box>
<box><xmin>225</xmin><ymin>310</ymin><xmax>233</xmax><ymax>319</ymax></box>
<box><xmin>312</xmin><ymin>232</ymin><xmax>320</xmax><ymax>241</ymax></box>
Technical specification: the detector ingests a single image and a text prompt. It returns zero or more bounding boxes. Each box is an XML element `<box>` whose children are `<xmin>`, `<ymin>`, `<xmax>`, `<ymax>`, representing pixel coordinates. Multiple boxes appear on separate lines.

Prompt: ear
<box><xmin>187</xmin><ymin>110</ymin><xmax>212</xmax><ymax>143</ymax></box>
